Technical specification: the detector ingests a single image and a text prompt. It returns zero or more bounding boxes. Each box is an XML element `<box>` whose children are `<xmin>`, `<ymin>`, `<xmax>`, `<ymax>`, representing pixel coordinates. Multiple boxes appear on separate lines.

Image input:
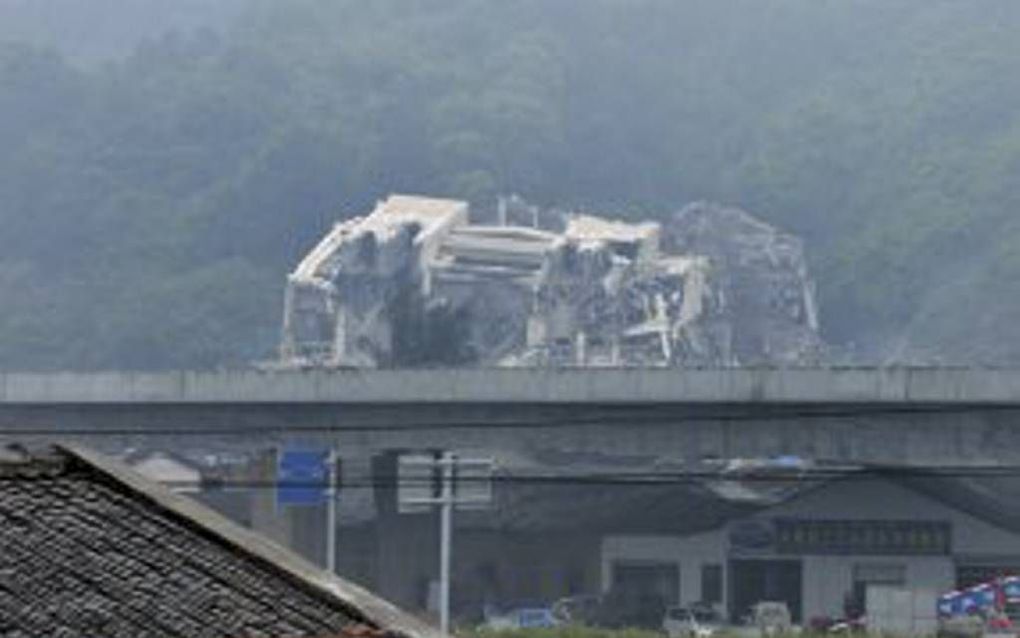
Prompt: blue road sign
<box><xmin>277</xmin><ymin>448</ymin><xmax>330</xmax><ymax>507</ymax></box>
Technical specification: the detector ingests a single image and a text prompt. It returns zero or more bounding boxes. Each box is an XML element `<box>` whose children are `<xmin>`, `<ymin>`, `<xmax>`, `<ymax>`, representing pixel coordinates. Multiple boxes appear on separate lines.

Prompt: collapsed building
<box><xmin>280</xmin><ymin>194</ymin><xmax>823</xmax><ymax>368</ymax></box>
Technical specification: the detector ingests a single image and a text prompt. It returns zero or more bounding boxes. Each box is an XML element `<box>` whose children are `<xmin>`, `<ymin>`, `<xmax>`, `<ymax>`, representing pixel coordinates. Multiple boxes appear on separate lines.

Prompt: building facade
<box><xmin>601</xmin><ymin>477</ymin><xmax>1020</xmax><ymax>623</ymax></box>
<box><xmin>172</xmin><ymin>448</ymin><xmax>1020</xmax><ymax>628</ymax></box>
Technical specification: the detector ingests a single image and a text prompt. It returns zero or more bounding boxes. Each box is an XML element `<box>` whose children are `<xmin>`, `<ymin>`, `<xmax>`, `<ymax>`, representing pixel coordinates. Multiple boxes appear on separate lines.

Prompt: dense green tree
<box><xmin>2</xmin><ymin>0</ymin><xmax>1020</xmax><ymax>368</ymax></box>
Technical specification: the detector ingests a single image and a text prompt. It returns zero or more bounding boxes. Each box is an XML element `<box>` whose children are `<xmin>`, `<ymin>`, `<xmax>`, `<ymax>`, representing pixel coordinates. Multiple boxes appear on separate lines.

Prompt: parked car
<box><xmin>663</xmin><ymin>604</ymin><xmax>725</xmax><ymax>638</ymax></box>
<box><xmin>749</xmin><ymin>602</ymin><xmax>794</xmax><ymax>636</ymax></box>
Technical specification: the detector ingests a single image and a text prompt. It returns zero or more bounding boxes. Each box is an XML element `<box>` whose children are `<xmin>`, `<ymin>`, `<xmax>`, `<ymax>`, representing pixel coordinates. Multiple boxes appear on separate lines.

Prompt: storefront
<box><xmin>601</xmin><ymin>477</ymin><xmax>1020</xmax><ymax>623</ymax></box>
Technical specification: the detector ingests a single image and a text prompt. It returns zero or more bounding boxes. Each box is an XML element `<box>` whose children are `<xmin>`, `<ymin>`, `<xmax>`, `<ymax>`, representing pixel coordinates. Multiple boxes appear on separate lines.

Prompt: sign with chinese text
<box><xmin>775</xmin><ymin>518</ymin><xmax>951</xmax><ymax>555</ymax></box>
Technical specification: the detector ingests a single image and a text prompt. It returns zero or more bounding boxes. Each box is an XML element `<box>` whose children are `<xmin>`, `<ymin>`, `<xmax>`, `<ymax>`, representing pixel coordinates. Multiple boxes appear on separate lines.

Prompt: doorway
<box><xmin>728</xmin><ymin>559</ymin><xmax>803</xmax><ymax>622</ymax></box>
<box><xmin>611</xmin><ymin>561</ymin><xmax>680</xmax><ymax>605</ymax></box>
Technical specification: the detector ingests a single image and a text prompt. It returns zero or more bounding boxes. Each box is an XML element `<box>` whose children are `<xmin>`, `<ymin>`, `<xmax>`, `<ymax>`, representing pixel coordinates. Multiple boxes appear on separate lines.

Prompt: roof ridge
<box><xmin>0</xmin><ymin>443</ymin><xmax>68</xmax><ymax>478</ymax></box>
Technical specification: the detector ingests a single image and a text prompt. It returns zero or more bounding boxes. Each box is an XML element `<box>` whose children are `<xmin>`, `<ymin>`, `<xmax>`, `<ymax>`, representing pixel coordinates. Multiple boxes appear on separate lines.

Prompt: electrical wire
<box><xmin>1</xmin><ymin>403</ymin><xmax>1016</xmax><ymax>436</ymax></box>
<box><xmin>27</xmin><ymin>465</ymin><xmax>1020</xmax><ymax>491</ymax></box>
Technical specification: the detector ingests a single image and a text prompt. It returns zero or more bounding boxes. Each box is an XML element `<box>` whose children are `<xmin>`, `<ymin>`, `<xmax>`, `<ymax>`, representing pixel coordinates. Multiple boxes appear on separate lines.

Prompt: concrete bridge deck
<box><xmin>4</xmin><ymin>367</ymin><xmax>1020</xmax><ymax>405</ymax></box>
<box><xmin>4</xmin><ymin>368</ymin><xmax>1020</xmax><ymax>465</ymax></box>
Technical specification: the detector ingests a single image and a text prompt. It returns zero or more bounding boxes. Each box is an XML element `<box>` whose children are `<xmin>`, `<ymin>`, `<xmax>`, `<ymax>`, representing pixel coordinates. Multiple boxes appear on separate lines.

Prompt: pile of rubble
<box><xmin>279</xmin><ymin>194</ymin><xmax>823</xmax><ymax>368</ymax></box>
<box><xmin>665</xmin><ymin>202</ymin><xmax>822</xmax><ymax>365</ymax></box>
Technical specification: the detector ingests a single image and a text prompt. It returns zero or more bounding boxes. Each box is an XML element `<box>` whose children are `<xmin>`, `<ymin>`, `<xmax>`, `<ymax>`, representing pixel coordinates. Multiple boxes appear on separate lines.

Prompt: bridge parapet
<box><xmin>2</xmin><ymin>368</ymin><xmax>1020</xmax><ymax>405</ymax></box>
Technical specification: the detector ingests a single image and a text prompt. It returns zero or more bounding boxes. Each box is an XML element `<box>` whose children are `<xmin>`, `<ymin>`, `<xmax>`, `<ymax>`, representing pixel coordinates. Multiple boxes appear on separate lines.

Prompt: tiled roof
<box><xmin>0</xmin><ymin>445</ymin><xmax>434</xmax><ymax>638</ymax></box>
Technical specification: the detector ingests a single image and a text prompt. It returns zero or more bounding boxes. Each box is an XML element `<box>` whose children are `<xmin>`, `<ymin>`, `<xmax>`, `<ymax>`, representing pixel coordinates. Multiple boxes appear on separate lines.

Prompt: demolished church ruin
<box><xmin>280</xmin><ymin>194</ymin><xmax>823</xmax><ymax>368</ymax></box>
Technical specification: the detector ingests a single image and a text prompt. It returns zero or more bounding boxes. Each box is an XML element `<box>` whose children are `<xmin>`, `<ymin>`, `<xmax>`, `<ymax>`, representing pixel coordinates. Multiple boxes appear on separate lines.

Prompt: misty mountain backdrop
<box><xmin>2</xmin><ymin>0</ymin><xmax>1019</xmax><ymax>369</ymax></box>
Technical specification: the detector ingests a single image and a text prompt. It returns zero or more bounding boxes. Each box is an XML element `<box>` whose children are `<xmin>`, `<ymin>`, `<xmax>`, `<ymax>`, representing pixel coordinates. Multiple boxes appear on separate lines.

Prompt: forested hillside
<box><xmin>0</xmin><ymin>0</ymin><xmax>247</xmax><ymax>65</ymax></box>
<box><xmin>2</xmin><ymin>0</ymin><xmax>1019</xmax><ymax>369</ymax></box>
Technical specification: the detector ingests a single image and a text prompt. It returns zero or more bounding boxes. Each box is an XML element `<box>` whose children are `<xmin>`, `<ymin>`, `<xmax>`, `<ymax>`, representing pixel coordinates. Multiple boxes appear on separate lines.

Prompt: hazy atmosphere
<box><xmin>8</xmin><ymin>4</ymin><xmax>1020</xmax><ymax>638</ymax></box>
<box><xmin>2</xmin><ymin>0</ymin><xmax>1019</xmax><ymax>370</ymax></box>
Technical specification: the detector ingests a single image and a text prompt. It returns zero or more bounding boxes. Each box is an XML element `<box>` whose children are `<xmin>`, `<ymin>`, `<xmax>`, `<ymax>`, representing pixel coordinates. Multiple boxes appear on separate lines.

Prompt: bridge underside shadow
<box><xmin>2</xmin><ymin>402</ymin><xmax>1020</xmax><ymax>466</ymax></box>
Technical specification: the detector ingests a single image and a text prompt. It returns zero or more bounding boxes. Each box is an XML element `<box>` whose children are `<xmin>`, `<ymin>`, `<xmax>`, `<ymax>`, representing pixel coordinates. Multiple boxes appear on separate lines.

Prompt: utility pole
<box><xmin>438</xmin><ymin>452</ymin><xmax>454</xmax><ymax>636</ymax></box>
<box><xmin>326</xmin><ymin>447</ymin><xmax>338</xmax><ymax>574</ymax></box>
<box><xmin>397</xmin><ymin>452</ymin><xmax>493</xmax><ymax>638</ymax></box>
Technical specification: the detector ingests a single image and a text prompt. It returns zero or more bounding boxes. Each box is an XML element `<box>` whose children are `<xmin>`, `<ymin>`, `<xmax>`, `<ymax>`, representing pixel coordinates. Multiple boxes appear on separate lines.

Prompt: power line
<box><xmin>12</xmin><ymin>466</ymin><xmax>1020</xmax><ymax>490</ymax></box>
<box><xmin>0</xmin><ymin>403</ymin><xmax>1014</xmax><ymax>436</ymax></box>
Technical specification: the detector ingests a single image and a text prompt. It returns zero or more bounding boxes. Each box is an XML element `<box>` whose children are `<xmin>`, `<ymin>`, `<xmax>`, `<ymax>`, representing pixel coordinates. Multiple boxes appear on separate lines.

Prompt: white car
<box><xmin>664</xmin><ymin>605</ymin><xmax>724</xmax><ymax>638</ymax></box>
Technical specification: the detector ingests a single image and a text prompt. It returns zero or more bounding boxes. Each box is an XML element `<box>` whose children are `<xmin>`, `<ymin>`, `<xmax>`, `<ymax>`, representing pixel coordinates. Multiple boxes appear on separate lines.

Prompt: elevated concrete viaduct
<box><xmin>3</xmin><ymin>368</ymin><xmax>1020</xmax><ymax>465</ymax></box>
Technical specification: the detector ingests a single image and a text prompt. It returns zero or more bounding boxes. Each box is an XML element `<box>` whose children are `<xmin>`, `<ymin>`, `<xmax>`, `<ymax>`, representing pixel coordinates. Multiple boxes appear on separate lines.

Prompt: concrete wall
<box><xmin>799</xmin><ymin>555</ymin><xmax>953</xmax><ymax>622</ymax></box>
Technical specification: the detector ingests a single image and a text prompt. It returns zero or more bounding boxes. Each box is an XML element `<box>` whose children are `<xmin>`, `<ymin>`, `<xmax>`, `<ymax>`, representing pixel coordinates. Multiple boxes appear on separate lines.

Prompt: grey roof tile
<box><xmin>0</xmin><ymin>446</ymin><xmax>425</xmax><ymax>638</ymax></box>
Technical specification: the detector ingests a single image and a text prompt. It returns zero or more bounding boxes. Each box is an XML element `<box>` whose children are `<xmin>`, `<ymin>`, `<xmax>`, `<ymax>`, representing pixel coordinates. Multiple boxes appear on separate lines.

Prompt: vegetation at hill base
<box><xmin>2</xmin><ymin>0</ymin><xmax>1020</xmax><ymax>369</ymax></box>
